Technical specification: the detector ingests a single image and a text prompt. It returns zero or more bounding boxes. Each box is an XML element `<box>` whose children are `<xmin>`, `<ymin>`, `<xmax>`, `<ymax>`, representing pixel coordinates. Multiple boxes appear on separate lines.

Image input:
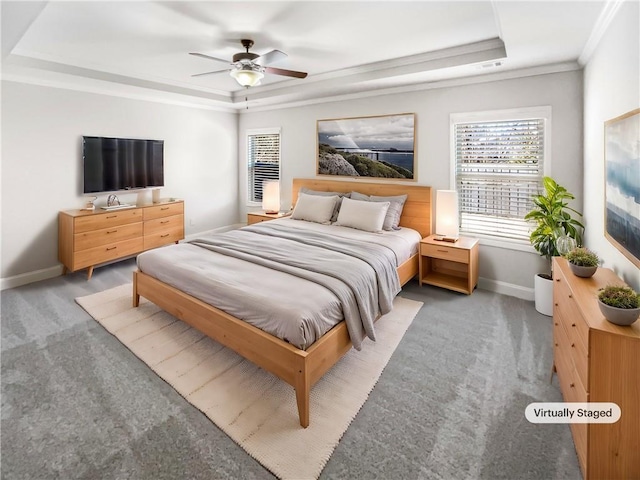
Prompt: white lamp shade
<box><xmin>262</xmin><ymin>180</ymin><xmax>280</xmax><ymax>213</ymax></box>
<box><xmin>435</xmin><ymin>190</ymin><xmax>459</xmax><ymax>239</ymax></box>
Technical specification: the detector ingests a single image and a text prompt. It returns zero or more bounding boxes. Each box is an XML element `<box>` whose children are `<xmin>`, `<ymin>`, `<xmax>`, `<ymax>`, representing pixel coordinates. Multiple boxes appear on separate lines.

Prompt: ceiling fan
<box><xmin>190</xmin><ymin>39</ymin><xmax>308</xmax><ymax>87</ymax></box>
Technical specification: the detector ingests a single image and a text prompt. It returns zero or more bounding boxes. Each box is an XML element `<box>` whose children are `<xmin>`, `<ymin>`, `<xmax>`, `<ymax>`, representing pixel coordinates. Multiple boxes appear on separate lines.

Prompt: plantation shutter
<box><xmin>455</xmin><ymin>118</ymin><xmax>545</xmax><ymax>241</ymax></box>
<box><xmin>247</xmin><ymin>131</ymin><xmax>280</xmax><ymax>203</ymax></box>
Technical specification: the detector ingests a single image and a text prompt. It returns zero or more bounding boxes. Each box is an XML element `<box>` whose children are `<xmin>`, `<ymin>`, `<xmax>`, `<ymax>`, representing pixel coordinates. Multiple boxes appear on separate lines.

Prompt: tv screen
<box><xmin>83</xmin><ymin>136</ymin><xmax>164</xmax><ymax>194</ymax></box>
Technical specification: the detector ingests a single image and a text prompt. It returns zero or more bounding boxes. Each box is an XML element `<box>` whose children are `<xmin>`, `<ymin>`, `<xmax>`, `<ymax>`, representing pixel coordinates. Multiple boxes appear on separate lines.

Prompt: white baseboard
<box><xmin>478</xmin><ymin>276</ymin><xmax>535</xmax><ymax>301</ymax></box>
<box><xmin>1</xmin><ymin>265</ymin><xmax>64</xmax><ymax>291</ymax></box>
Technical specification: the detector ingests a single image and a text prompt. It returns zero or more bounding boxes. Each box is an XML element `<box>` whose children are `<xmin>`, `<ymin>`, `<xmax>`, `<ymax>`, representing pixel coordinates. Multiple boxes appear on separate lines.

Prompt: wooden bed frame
<box><xmin>133</xmin><ymin>178</ymin><xmax>431</xmax><ymax>427</ymax></box>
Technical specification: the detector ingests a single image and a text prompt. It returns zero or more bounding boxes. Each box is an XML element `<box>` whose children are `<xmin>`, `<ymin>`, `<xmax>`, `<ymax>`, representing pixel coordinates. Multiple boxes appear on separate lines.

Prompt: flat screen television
<box><xmin>83</xmin><ymin>136</ymin><xmax>164</xmax><ymax>194</ymax></box>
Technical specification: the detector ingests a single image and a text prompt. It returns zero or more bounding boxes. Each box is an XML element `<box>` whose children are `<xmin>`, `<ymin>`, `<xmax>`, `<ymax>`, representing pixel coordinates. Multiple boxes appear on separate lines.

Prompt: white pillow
<box><xmin>335</xmin><ymin>197</ymin><xmax>390</xmax><ymax>233</ymax></box>
<box><xmin>291</xmin><ymin>192</ymin><xmax>338</xmax><ymax>224</ymax></box>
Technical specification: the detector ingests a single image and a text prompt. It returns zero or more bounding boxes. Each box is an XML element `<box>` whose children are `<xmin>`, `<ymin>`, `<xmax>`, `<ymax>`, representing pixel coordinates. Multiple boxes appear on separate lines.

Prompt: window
<box><xmin>451</xmin><ymin>107</ymin><xmax>550</xmax><ymax>243</ymax></box>
<box><xmin>247</xmin><ymin>128</ymin><xmax>281</xmax><ymax>204</ymax></box>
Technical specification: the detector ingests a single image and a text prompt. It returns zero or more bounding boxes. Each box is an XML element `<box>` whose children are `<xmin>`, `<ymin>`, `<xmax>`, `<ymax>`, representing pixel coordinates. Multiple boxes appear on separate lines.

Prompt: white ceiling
<box><xmin>1</xmin><ymin>1</ymin><xmax>608</xmax><ymax>111</ymax></box>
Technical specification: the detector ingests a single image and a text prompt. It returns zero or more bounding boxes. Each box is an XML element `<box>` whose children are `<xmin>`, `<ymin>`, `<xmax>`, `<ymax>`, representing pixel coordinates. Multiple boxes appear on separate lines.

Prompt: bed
<box><xmin>133</xmin><ymin>178</ymin><xmax>432</xmax><ymax>427</ymax></box>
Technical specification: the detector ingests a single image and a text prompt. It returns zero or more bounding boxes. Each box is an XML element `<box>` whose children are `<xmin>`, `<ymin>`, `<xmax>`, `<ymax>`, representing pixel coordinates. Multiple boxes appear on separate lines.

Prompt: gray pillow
<box><xmin>350</xmin><ymin>191</ymin><xmax>408</xmax><ymax>230</ymax></box>
<box><xmin>299</xmin><ymin>187</ymin><xmax>351</xmax><ymax>222</ymax></box>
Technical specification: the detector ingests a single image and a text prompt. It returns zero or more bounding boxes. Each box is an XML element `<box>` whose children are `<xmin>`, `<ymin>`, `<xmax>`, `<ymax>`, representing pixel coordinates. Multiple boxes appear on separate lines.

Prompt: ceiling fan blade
<box><xmin>189</xmin><ymin>52</ymin><xmax>230</xmax><ymax>64</ymax></box>
<box><xmin>264</xmin><ymin>66</ymin><xmax>308</xmax><ymax>79</ymax></box>
<box><xmin>258</xmin><ymin>49</ymin><xmax>287</xmax><ymax>66</ymax></box>
<box><xmin>191</xmin><ymin>69</ymin><xmax>229</xmax><ymax>77</ymax></box>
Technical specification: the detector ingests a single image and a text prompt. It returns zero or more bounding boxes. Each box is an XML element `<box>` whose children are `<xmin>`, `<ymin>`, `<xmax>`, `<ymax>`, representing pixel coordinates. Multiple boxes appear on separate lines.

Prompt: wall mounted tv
<box><xmin>83</xmin><ymin>136</ymin><xmax>164</xmax><ymax>194</ymax></box>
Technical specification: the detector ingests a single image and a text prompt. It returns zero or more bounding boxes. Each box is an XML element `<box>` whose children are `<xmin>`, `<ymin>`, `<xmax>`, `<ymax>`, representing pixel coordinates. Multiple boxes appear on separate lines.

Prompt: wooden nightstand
<box><xmin>247</xmin><ymin>211</ymin><xmax>290</xmax><ymax>225</ymax></box>
<box><xmin>419</xmin><ymin>234</ymin><xmax>479</xmax><ymax>294</ymax></box>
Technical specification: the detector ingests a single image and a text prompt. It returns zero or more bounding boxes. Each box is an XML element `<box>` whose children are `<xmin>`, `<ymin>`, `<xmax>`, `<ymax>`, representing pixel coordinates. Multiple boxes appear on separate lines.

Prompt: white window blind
<box><xmin>247</xmin><ymin>130</ymin><xmax>280</xmax><ymax>203</ymax></box>
<box><xmin>454</xmin><ymin>116</ymin><xmax>546</xmax><ymax>241</ymax></box>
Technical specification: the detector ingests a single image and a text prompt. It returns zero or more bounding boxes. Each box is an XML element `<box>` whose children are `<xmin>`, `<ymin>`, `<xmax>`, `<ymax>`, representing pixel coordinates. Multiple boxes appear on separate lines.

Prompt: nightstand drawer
<box><xmin>247</xmin><ymin>214</ymin><xmax>271</xmax><ymax>224</ymax></box>
<box><xmin>420</xmin><ymin>243</ymin><xmax>469</xmax><ymax>263</ymax></box>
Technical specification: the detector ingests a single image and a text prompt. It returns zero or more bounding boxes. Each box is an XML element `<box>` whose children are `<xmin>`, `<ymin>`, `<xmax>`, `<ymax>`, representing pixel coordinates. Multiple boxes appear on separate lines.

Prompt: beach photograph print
<box><xmin>604</xmin><ymin>108</ymin><xmax>640</xmax><ymax>268</ymax></box>
<box><xmin>317</xmin><ymin>113</ymin><xmax>415</xmax><ymax>179</ymax></box>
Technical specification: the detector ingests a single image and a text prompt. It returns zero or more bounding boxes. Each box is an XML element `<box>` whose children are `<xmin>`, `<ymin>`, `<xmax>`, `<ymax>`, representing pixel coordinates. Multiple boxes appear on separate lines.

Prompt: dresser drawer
<box><xmin>555</xmin><ymin>276</ymin><xmax>589</xmax><ymax>350</ymax></box>
<box><xmin>143</xmin><ymin>226</ymin><xmax>183</xmax><ymax>250</ymax></box>
<box><xmin>144</xmin><ymin>214</ymin><xmax>184</xmax><ymax>236</ymax></box>
<box><xmin>74</xmin><ymin>222</ymin><xmax>143</xmax><ymax>251</ymax></box>
<box><xmin>73</xmin><ymin>238</ymin><xmax>143</xmax><ymax>269</ymax></box>
<box><xmin>143</xmin><ymin>202</ymin><xmax>183</xmax><ymax>220</ymax></box>
<box><xmin>74</xmin><ymin>209</ymin><xmax>142</xmax><ymax>233</ymax></box>
<box><xmin>420</xmin><ymin>243</ymin><xmax>469</xmax><ymax>263</ymax></box>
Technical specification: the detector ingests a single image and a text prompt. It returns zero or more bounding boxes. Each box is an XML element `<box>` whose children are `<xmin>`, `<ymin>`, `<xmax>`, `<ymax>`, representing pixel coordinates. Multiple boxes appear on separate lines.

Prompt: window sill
<box><xmin>462</xmin><ymin>233</ymin><xmax>537</xmax><ymax>254</ymax></box>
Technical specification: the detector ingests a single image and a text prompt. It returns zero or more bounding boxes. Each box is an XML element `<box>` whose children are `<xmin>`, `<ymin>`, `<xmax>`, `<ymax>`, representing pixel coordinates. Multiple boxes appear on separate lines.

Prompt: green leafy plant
<box><xmin>598</xmin><ymin>285</ymin><xmax>640</xmax><ymax>309</ymax></box>
<box><xmin>525</xmin><ymin>176</ymin><xmax>584</xmax><ymax>273</ymax></box>
<box><xmin>564</xmin><ymin>247</ymin><xmax>601</xmax><ymax>267</ymax></box>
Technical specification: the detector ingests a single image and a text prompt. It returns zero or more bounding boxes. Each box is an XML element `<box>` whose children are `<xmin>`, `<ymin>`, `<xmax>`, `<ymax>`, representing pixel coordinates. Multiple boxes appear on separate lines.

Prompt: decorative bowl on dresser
<box><xmin>552</xmin><ymin>257</ymin><xmax>640</xmax><ymax>479</ymax></box>
<box><xmin>59</xmin><ymin>200</ymin><xmax>184</xmax><ymax>279</ymax></box>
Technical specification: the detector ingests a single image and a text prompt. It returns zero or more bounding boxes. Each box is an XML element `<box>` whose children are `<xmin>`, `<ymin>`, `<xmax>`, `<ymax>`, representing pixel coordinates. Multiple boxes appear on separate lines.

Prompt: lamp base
<box><xmin>435</xmin><ymin>235</ymin><xmax>459</xmax><ymax>243</ymax></box>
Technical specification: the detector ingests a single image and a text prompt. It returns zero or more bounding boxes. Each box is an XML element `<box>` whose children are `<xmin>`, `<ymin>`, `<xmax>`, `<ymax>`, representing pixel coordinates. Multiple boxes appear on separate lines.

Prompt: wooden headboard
<box><xmin>292</xmin><ymin>178</ymin><xmax>432</xmax><ymax>238</ymax></box>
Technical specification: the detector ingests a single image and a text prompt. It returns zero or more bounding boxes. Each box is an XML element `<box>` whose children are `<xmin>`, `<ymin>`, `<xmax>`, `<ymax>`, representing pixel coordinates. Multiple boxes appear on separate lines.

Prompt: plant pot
<box><xmin>568</xmin><ymin>263</ymin><xmax>598</xmax><ymax>278</ymax></box>
<box><xmin>534</xmin><ymin>273</ymin><xmax>553</xmax><ymax>316</ymax></box>
<box><xmin>598</xmin><ymin>300</ymin><xmax>640</xmax><ymax>326</ymax></box>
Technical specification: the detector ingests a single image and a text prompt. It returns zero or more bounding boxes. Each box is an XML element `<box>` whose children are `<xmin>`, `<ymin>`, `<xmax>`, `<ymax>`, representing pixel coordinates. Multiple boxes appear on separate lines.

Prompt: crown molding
<box><xmin>578</xmin><ymin>0</ymin><xmax>624</xmax><ymax>66</ymax></box>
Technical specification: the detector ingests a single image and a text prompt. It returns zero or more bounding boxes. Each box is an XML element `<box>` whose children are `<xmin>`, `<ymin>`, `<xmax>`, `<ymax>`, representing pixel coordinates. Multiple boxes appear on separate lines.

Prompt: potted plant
<box><xmin>525</xmin><ymin>176</ymin><xmax>584</xmax><ymax>315</ymax></box>
<box><xmin>597</xmin><ymin>285</ymin><xmax>640</xmax><ymax>326</ymax></box>
<box><xmin>564</xmin><ymin>247</ymin><xmax>601</xmax><ymax>278</ymax></box>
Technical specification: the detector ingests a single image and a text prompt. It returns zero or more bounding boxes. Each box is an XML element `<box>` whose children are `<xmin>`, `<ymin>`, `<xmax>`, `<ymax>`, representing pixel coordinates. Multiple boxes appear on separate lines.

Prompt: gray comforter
<box><xmin>190</xmin><ymin>222</ymin><xmax>401</xmax><ymax>350</ymax></box>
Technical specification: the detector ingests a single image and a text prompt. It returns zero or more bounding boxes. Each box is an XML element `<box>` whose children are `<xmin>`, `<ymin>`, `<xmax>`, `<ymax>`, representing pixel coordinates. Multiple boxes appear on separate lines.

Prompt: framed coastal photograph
<box><xmin>317</xmin><ymin>113</ymin><xmax>415</xmax><ymax>179</ymax></box>
<box><xmin>604</xmin><ymin>108</ymin><xmax>640</xmax><ymax>268</ymax></box>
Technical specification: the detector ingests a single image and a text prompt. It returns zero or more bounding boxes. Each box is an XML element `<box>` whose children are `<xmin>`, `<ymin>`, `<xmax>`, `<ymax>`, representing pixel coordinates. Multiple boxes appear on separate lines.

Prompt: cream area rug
<box><xmin>76</xmin><ymin>284</ymin><xmax>423</xmax><ymax>479</ymax></box>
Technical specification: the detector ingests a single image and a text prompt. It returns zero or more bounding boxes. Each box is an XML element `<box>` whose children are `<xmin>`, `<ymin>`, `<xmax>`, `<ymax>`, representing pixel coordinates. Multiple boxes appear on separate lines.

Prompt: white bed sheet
<box><xmin>136</xmin><ymin>218</ymin><xmax>421</xmax><ymax>350</ymax></box>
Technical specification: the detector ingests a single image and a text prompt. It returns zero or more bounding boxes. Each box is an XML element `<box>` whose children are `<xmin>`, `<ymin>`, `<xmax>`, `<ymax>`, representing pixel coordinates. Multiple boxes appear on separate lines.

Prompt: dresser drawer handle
<box><xmin>161</xmin><ymin>207</ymin><xmax>170</xmax><ymax>210</ymax></box>
<box><xmin>160</xmin><ymin>234</ymin><xmax>170</xmax><ymax>238</ymax></box>
<box><xmin>555</xmin><ymin>343</ymin><xmax>558</xmax><ymax>347</ymax></box>
<box><xmin>436</xmin><ymin>249</ymin><xmax>449</xmax><ymax>253</ymax></box>
<box><xmin>571</xmin><ymin>343</ymin><xmax>575</xmax><ymax>347</ymax></box>
<box><xmin>160</xmin><ymin>220</ymin><xmax>169</xmax><ymax>224</ymax></box>
<box><xmin>554</xmin><ymin>303</ymin><xmax>559</xmax><ymax>306</ymax></box>
<box><xmin>568</xmin><ymin>294</ymin><xmax>572</xmax><ymax>298</ymax></box>
<box><xmin>107</xmin><ymin>229</ymin><xmax>118</xmax><ymax>234</ymax></box>
<box><xmin>106</xmin><ymin>215</ymin><xmax>117</xmax><ymax>219</ymax></box>
<box><xmin>555</xmin><ymin>278</ymin><xmax>560</xmax><ymax>282</ymax></box>
<box><xmin>571</xmin><ymin>323</ymin><xmax>576</xmax><ymax>327</ymax></box>
<box><xmin>570</xmin><ymin>383</ymin><xmax>575</xmax><ymax>388</ymax></box>
<box><xmin>554</xmin><ymin>322</ymin><xmax>559</xmax><ymax>326</ymax></box>
<box><xmin>106</xmin><ymin>246</ymin><xmax>117</xmax><ymax>251</ymax></box>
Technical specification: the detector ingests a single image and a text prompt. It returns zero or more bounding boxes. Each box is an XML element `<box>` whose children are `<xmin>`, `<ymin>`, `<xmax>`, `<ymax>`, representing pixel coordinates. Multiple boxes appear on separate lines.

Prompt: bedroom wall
<box><xmin>583</xmin><ymin>1</ymin><xmax>640</xmax><ymax>291</ymax></box>
<box><xmin>1</xmin><ymin>80</ymin><xmax>238</xmax><ymax>286</ymax></box>
<box><xmin>238</xmin><ymin>70</ymin><xmax>584</xmax><ymax>299</ymax></box>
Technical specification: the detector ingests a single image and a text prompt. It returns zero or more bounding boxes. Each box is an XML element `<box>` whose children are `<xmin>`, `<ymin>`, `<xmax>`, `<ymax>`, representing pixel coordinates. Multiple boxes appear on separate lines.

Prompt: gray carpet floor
<box><xmin>1</xmin><ymin>259</ymin><xmax>581</xmax><ymax>479</ymax></box>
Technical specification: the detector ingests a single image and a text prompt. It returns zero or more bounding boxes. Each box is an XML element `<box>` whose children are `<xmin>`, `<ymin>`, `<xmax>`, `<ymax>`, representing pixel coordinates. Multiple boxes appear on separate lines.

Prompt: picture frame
<box><xmin>604</xmin><ymin>108</ymin><xmax>640</xmax><ymax>268</ymax></box>
<box><xmin>317</xmin><ymin>113</ymin><xmax>415</xmax><ymax>179</ymax></box>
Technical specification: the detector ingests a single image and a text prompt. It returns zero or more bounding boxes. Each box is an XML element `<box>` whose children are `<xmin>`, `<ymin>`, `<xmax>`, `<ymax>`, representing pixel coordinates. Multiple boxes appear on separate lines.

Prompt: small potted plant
<box><xmin>597</xmin><ymin>285</ymin><xmax>640</xmax><ymax>326</ymax></box>
<box><xmin>564</xmin><ymin>247</ymin><xmax>601</xmax><ymax>278</ymax></box>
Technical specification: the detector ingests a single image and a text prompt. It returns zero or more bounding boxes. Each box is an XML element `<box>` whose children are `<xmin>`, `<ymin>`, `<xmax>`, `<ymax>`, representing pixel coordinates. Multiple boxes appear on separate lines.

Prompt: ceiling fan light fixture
<box><xmin>230</xmin><ymin>65</ymin><xmax>264</xmax><ymax>87</ymax></box>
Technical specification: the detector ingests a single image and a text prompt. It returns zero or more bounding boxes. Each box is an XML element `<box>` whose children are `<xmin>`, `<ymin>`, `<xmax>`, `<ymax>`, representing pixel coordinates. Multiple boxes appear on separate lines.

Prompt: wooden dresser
<box><xmin>59</xmin><ymin>200</ymin><xmax>184</xmax><ymax>279</ymax></box>
<box><xmin>552</xmin><ymin>257</ymin><xmax>640</xmax><ymax>479</ymax></box>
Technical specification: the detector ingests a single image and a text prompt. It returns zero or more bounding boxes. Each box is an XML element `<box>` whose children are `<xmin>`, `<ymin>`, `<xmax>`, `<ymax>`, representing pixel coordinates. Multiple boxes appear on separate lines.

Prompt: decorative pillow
<box><xmin>291</xmin><ymin>192</ymin><xmax>338</xmax><ymax>224</ymax></box>
<box><xmin>299</xmin><ymin>187</ymin><xmax>351</xmax><ymax>222</ymax></box>
<box><xmin>335</xmin><ymin>197</ymin><xmax>390</xmax><ymax>233</ymax></box>
<box><xmin>350</xmin><ymin>192</ymin><xmax>408</xmax><ymax>230</ymax></box>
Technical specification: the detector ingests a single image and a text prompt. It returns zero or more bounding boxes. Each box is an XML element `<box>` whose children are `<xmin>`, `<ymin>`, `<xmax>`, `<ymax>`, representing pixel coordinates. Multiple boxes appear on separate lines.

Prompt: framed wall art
<box><xmin>317</xmin><ymin>113</ymin><xmax>415</xmax><ymax>179</ymax></box>
<box><xmin>604</xmin><ymin>108</ymin><xmax>640</xmax><ymax>268</ymax></box>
